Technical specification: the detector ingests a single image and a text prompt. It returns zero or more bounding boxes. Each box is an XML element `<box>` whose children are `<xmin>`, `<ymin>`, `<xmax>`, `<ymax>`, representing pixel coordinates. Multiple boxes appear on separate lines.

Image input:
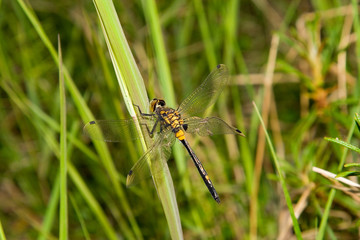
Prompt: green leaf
<box><xmin>324</xmin><ymin>137</ymin><xmax>360</xmax><ymax>154</ymax></box>
<box><xmin>335</xmin><ymin>171</ymin><xmax>360</xmax><ymax>178</ymax></box>
<box><xmin>344</xmin><ymin>163</ymin><xmax>360</xmax><ymax>168</ymax></box>
<box><xmin>354</xmin><ymin>113</ymin><xmax>360</xmax><ymax>133</ymax></box>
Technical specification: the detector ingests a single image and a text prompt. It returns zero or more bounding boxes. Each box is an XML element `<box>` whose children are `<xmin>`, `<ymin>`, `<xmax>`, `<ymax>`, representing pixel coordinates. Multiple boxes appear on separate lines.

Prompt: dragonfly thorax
<box><xmin>150</xmin><ymin>98</ymin><xmax>185</xmax><ymax>139</ymax></box>
<box><xmin>157</xmin><ymin>106</ymin><xmax>184</xmax><ymax>127</ymax></box>
<box><xmin>157</xmin><ymin>107</ymin><xmax>185</xmax><ymax>141</ymax></box>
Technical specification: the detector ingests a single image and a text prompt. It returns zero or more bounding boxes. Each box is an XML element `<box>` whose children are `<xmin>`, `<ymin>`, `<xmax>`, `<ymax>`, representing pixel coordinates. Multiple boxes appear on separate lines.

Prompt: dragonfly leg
<box><xmin>148</xmin><ymin>118</ymin><xmax>160</xmax><ymax>137</ymax></box>
<box><xmin>139</xmin><ymin>118</ymin><xmax>160</xmax><ymax>138</ymax></box>
<box><xmin>133</xmin><ymin>104</ymin><xmax>154</xmax><ymax>117</ymax></box>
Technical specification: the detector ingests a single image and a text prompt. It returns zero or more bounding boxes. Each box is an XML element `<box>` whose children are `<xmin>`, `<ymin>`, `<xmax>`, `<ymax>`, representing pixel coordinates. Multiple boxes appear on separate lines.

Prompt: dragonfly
<box><xmin>84</xmin><ymin>64</ymin><xmax>244</xmax><ymax>203</ymax></box>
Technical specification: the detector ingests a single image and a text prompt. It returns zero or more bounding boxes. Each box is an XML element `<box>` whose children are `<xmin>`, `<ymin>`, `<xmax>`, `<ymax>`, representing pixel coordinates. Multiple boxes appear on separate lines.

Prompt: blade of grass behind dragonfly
<box><xmin>38</xmin><ymin>173</ymin><xmax>60</xmax><ymax>240</ymax></box>
<box><xmin>223</xmin><ymin>0</ymin><xmax>255</xmax><ymax>196</ymax></box>
<box><xmin>16</xmin><ymin>1</ymin><xmax>135</xmax><ymax>239</ymax></box>
<box><xmin>58</xmin><ymin>35</ymin><xmax>68</xmax><ymax>240</ymax></box>
<box><xmin>193</xmin><ymin>0</ymin><xmax>217</xmax><ymax>68</ymax></box>
<box><xmin>185</xmin><ymin>0</ymin><xmax>230</xmax><ymax>227</ymax></box>
<box><xmin>252</xmin><ymin>102</ymin><xmax>303</xmax><ymax>239</ymax></box>
<box><xmin>140</xmin><ymin>0</ymin><xmax>184</xmax><ymax>238</ymax></box>
<box><xmin>140</xmin><ymin>0</ymin><xmax>189</xmax><ymax>218</ymax></box>
<box><xmin>93</xmin><ymin>1</ymin><xmax>183</xmax><ymax>239</ymax></box>
<box><xmin>173</xmin><ymin>1</ymin><xmax>195</xmax><ymax>200</ymax></box>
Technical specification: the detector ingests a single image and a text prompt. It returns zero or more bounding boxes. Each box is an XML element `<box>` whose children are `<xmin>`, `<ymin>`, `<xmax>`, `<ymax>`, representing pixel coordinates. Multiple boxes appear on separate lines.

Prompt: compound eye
<box><xmin>158</xmin><ymin>99</ymin><xmax>166</xmax><ymax>106</ymax></box>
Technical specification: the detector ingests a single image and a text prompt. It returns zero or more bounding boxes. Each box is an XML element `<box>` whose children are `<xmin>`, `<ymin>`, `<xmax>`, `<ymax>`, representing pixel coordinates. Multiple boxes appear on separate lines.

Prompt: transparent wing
<box><xmin>126</xmin><ymin>130</ymin><xmax>176</xmax><ymax>186</ymax></box>
<box><xmin>183</xmin><ymin>116</ymin><xmax>245</xmax><ymax>136</ymax></box>
<box><xmin>83</xmin><ymin>118</ymin><xmax>155</xmax><ymax>142</ymax></box>
<box><xmin>177</xmin><ymin>64</ymin><xmax>229</xmax><ymax>118</ymax></box>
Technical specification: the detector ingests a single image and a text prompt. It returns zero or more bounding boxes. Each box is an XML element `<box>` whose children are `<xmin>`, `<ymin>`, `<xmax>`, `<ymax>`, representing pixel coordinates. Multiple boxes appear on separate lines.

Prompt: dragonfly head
<box><xmin>150</xmin><ymin>98</ymin><xmax>166</xmax><ymax>112</ymax></box>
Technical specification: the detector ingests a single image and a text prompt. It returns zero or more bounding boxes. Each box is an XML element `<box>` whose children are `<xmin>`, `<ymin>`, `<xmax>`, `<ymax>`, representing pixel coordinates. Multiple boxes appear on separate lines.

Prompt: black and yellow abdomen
<box><xmin>175</xmin><ymin>129</ymin><xmax>185</xmax><ymax>141</ymax></box>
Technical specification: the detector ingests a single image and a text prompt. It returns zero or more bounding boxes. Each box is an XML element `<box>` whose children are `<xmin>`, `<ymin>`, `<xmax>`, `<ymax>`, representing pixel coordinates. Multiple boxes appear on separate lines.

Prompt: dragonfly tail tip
<box><xmin>236</xmin><ymin>129</ymin><xmax>246</xmax><ymax>137</ymax></box>
<box><xmin>125</xmin><ymin>170</ymin><xmax>133</xmax><ymax>187</ymax></box>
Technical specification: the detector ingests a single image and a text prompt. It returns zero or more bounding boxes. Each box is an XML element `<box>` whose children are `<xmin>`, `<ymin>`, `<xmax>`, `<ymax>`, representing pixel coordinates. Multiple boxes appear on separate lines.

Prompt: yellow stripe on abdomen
<box><xmin>175</xmin><ymin>129</ymin><xmax>185</xmax><ymax>140</ymax></box>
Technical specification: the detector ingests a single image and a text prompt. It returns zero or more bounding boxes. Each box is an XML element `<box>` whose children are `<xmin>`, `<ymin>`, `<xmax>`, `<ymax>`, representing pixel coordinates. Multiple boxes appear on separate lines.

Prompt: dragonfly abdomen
<box><xmin>180</xmin><ymin>139</ymin><xmax>220</xmax><ymax>203</ymax></box>
<box><xmin>174</xmin><ymin>129</ymin><xmax>185</xmax><ymax>141</ymax></box>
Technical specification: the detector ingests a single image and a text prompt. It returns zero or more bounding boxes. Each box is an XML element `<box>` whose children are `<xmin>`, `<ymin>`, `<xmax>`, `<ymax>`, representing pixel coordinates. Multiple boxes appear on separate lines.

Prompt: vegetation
<box><xmin>0</xmin><ymin>0</ymin><xmax>359</xmax><ymax>239</ymax></box>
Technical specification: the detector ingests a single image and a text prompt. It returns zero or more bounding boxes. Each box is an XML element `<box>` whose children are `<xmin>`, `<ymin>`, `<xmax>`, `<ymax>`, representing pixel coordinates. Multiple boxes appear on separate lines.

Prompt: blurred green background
<box><xmin>0</xmin><ymin>0</ymin><xmax>360</xmax><ymax>239</ymax></box>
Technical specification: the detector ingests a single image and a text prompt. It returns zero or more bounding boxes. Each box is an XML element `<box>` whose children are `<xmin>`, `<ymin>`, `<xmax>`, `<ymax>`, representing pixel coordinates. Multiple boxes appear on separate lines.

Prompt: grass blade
<box><xmin>0</xmin><ymin>220</ymin><xmax>6</xmax><ymax>240</ymax></box>
<box><xmin>69</xmin><ymin>194</ymin><xmax>91</xmax><ymax>240</ymax></box>
<box><xmin>93</xmin><ymin>1</ymin><xmax>182</xmax><ymax>239</ymax></box>
<box><xmin>252</xmin><ymin>101</ymin><xmax>303</xmax><ymax>240</ymax></box>
<box><xmin>58</xmin><ymin>35</ymin><xmax>68</xmax><ymax>240</ymax></box>
<box><xmin>38</xmin><ymin>174</ymin><xmax>60</xmax><ymax>240</ymax></box>
<box><xmin>140</xmin><ymin>0</ymin><xmax>176</xmax><ymax>105</ymax></box>
<box><xmin>68</xmin><ymin>164</ymin><xmax>118</xmax><ymax>240</ymax></box>
<box><xmin>325</xmin><ymin>137</ymin><xmax>360</xmax><ymax>154</ymax></box>
<box><xmin>193</xmin><ymin>0</ymin><xmax>216</xmax><ymax>67</ymax></box>
<box><xmin>139</xmin><ymin>1</ymin><xmax>184</xmax><ymax>238</ymax></box>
